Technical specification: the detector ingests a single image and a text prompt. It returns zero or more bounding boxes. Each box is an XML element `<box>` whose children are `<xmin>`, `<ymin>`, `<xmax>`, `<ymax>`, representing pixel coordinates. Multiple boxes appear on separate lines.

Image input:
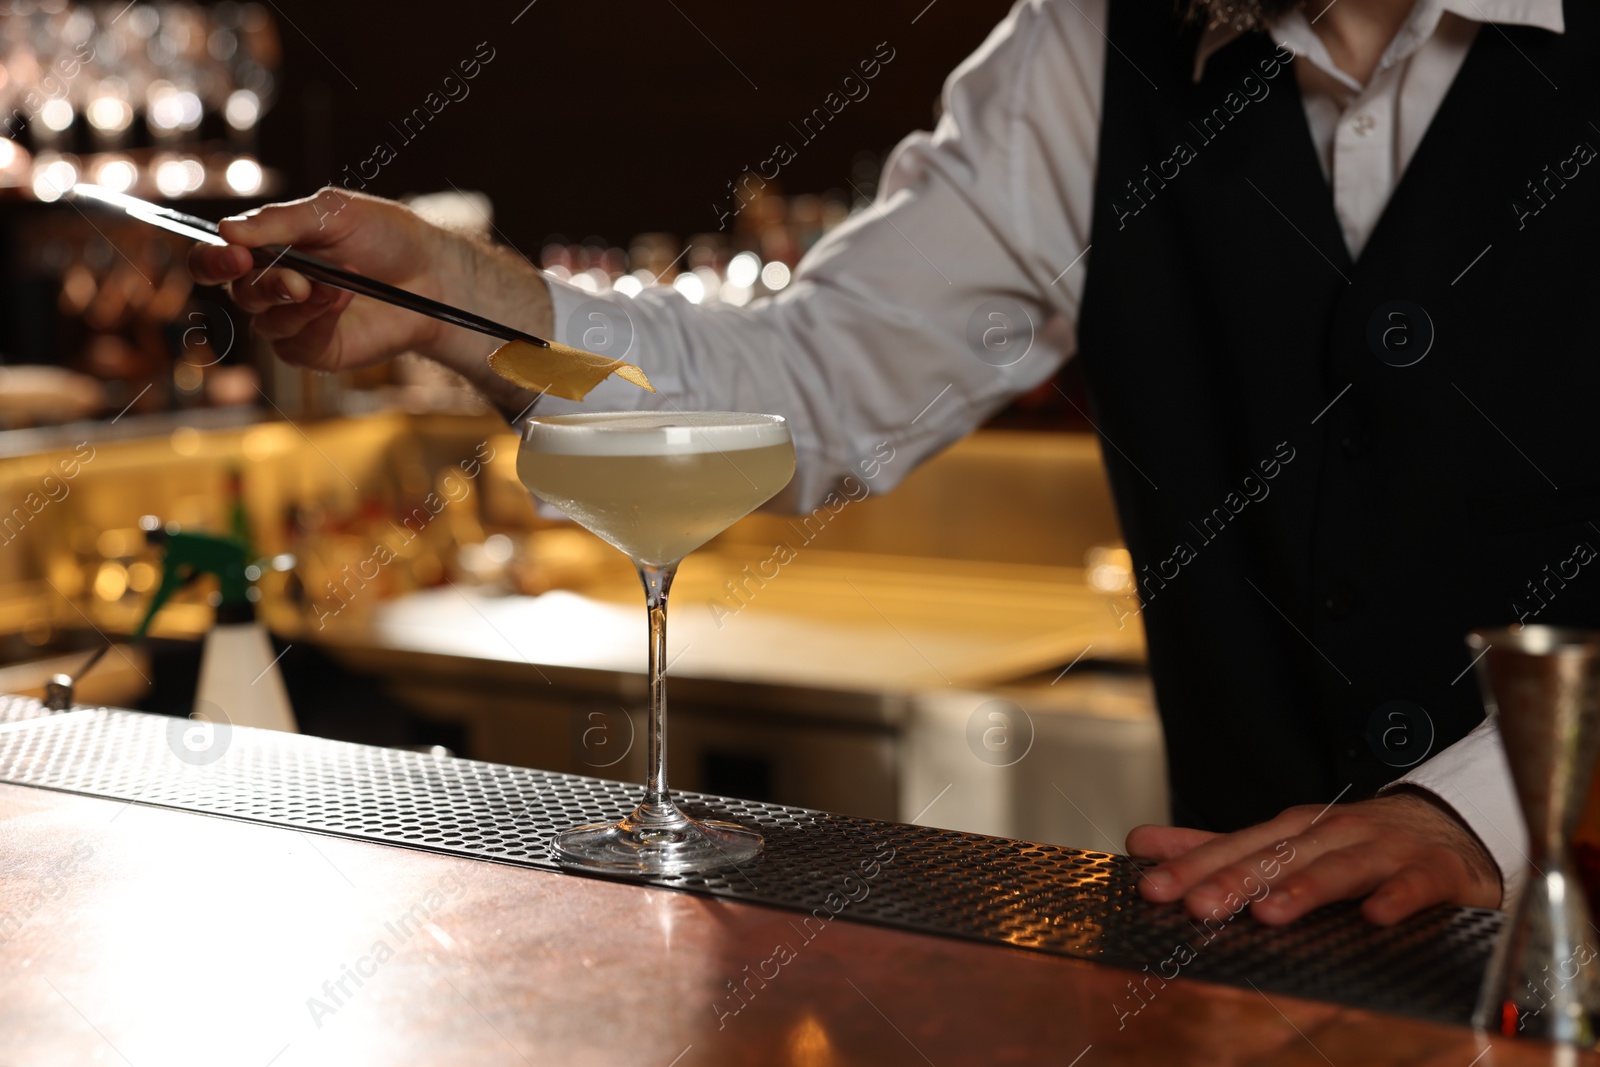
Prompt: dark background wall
<box><xmin>257</xmin><ymin>0</ymin><xmax>1020</xmax><ymax>248</ymax></box>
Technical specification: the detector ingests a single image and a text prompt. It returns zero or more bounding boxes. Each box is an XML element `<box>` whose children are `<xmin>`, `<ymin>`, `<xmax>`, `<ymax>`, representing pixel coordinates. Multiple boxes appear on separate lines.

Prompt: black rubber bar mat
<box><xmin>0</xmin><ymin>698</ymin><xmax>1501</xmax><ymax>1025</ymax></box>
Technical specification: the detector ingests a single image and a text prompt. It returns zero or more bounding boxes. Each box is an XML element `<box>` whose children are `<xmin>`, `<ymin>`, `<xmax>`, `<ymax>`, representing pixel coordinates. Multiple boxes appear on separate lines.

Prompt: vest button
<box><xmin>1365</xmin><ymin>700</ymin><xmax>1435</xmax><ymax>768</ymax></box>
<box><xmin>1324</xmin><ymin>581</ymin><xmax>1358</xmax><ymax>618</ymax></box>
<box><xmin>1340</xmin><ymin>433</ymin><xmax>1366</xmax><ymax>459</ymax></box>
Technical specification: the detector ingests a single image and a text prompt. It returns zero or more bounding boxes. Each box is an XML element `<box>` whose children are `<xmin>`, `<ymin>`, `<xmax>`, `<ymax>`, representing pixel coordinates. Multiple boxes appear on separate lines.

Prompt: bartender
<box><xmin>191</xmin><ymin>0</ymin><xmax>1597</xmax><ymax>926</ymax></box>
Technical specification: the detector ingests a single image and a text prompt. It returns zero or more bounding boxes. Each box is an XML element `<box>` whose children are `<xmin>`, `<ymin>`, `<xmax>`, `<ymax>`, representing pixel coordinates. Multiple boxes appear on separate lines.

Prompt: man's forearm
<box><xmin>421</xmin><ymin>232</ymin><xmax>555</xmax><ymax>421</ymax></box>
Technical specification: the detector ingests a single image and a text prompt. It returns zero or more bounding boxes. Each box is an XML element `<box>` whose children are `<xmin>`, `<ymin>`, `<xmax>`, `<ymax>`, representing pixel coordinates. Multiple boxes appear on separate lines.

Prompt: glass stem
<box><xmin>637</xmin><ymin>560</ymin><xmax>679</xmax><ymax>813</ymax></box>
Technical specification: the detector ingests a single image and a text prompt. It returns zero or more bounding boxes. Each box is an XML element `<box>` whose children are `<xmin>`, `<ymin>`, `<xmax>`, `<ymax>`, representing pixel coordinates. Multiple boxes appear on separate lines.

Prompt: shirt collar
<box><xmin>1191</xmin><ymin>0</ymin><xmax>1564</xmax><ymax>84</ymax></box>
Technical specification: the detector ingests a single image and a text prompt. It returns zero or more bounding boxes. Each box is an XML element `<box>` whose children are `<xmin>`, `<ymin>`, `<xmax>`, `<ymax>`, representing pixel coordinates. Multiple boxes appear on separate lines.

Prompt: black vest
<box><xmin>1076</xmin><ymin>1</ymin><xmax>1600</xmax><ymax>832</ymax></box>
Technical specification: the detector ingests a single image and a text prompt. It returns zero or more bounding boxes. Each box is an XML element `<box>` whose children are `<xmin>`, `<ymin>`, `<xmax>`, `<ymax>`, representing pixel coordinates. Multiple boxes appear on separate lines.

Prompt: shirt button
<box><xmin>1351</xmin><ymin>113</ymin><xmax>1377</xmax><ymax>137</ymax></box>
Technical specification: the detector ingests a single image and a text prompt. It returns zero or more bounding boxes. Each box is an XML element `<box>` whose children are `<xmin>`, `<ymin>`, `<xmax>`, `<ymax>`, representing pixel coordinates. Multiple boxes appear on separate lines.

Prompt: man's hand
<box><xmin>189</xmin><ymin>189</ymin><xmax>447</xmax><ymax>371</ymax></box>
<box><xmin>187</xmin><ymin>187</ymin><xmax>553</xmax><ymax>412</ymax></box>
<box><xmin>1125</xmin><ymin>790</ymin><xmax>1503</xmax><ymax>926</ymax></box>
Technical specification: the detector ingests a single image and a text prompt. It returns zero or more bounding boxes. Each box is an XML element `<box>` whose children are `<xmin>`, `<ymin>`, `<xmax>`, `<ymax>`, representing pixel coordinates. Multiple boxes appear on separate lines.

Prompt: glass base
<box><xmin>554</xmin><ymin>800</ymin><xmax>763</xmax><ymax>875</ymax></box>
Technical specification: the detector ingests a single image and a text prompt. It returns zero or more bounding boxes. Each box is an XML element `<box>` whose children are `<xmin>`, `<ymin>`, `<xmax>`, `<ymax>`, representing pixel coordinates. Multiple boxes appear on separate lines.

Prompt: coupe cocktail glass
<box><xmin>518</xmin><ymin>412</ymin><xmax>796</xmax><ymax>874</ymax></box>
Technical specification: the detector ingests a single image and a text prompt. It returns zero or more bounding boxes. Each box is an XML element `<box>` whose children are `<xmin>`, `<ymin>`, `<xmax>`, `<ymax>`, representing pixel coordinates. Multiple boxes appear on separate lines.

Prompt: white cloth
<box><xmin>538</xmin><ymin>0</ymin><xmax>1561</xmax><ymax>903</ymax></box>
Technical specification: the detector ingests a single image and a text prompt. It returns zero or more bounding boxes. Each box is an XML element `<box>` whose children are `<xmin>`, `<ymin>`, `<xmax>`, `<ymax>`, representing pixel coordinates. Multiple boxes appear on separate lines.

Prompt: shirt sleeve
<box><xmin>1380</xmin><ymin>716</ymin><xmax>1527</xmax><ymax>907</ymax></box>
<box><xmin>536</xmin><ymin>0</ymin><xmax>1104</xmax><ymax>513</ymax></box>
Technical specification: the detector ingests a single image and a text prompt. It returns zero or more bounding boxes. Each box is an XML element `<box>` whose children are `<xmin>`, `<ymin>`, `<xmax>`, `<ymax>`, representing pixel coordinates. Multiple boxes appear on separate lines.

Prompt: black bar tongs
<box><xmin>69</xmin><ymin>183</ymin><xmax>564</xmax><ymax>351</ymax></box>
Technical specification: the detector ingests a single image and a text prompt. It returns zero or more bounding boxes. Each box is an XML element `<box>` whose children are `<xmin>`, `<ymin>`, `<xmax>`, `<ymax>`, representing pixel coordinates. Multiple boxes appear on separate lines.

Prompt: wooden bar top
<box><xmin>0</xmin><ymin>781</ymin><xmax>1590</xmax><ymax>1067</ymax></box>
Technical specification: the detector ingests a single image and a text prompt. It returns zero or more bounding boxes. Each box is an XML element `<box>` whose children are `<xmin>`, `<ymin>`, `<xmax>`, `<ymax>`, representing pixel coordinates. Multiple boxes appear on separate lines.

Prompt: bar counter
<box><xmin>0</xmin><ymin>702</ymin><xmax>1592</xmax><ymax>1066</ymax></box>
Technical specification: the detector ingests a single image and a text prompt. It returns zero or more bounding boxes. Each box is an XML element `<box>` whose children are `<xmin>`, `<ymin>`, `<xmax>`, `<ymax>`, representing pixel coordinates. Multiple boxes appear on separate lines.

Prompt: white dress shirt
<box><xmin>538</xmin><ymin>0</ymin><xmax>1564</xmax><ymax>901</ymax></box>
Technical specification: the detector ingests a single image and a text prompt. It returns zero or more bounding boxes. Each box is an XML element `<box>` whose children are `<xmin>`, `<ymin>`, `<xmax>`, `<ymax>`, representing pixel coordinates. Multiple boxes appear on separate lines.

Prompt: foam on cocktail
<box><xmin>518</xmin><ymin>412</ymin><xmax>791</xmax><ymax>455</ymax></box>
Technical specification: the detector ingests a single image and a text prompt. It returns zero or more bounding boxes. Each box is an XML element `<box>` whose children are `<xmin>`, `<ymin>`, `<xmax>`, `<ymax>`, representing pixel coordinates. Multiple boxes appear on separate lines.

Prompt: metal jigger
<box><xmin>1471</xmin><ymin>626</ymin><xmax>1600</xmax><ymax>1045</ymax></box>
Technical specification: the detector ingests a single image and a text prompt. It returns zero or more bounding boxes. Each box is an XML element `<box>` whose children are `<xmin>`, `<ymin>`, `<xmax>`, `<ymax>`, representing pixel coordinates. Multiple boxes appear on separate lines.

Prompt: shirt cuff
<box><xmin>544</xmin><ymin>271</ymin><xmax>588</xmax><ymax>347</ymax></box>
<box><xmin>1380</xmin><ymin>716</ymin><xmax>1526</xmax><ymax>909</ymax></box>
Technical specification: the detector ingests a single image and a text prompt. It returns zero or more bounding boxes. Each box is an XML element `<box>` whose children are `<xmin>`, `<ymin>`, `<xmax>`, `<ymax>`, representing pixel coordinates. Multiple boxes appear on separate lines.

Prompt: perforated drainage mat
<box><xmin>0</xmin><ymin>696</ymin><xmax>1500</xmax><ymax>1024</ymax></box>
